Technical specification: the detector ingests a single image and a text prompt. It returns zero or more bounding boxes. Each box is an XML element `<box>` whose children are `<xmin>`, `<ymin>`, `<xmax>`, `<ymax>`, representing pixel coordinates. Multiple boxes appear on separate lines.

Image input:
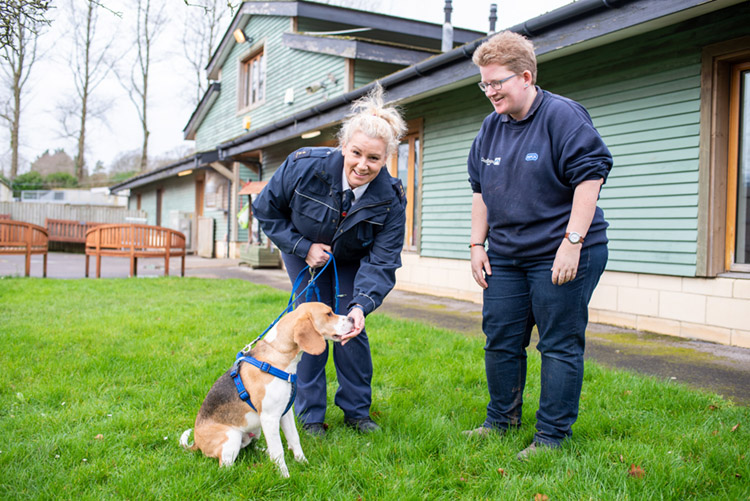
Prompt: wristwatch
<box><xmin>565</xmin><ymin>232</ymin><xmax>584</xmax><ymax>244</ymax></box>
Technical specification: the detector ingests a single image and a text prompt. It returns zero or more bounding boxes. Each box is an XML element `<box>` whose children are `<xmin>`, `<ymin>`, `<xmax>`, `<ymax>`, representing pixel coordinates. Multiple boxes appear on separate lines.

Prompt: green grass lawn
<box><xmin>1</xmin><ymin>277</ymin><xmax>748</xmax><ymax>500</ymax></box>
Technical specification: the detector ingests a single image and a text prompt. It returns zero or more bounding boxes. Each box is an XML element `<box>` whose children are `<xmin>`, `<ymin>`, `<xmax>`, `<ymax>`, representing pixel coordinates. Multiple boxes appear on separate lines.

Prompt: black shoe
<box><xmin>302</xmin><ymin>422</ymin><xmax>327</xmax><ymax>437</ymax></box>
<box><xmin>344</xmin><ymin>416</ymin><xmax>381</xmax><ymax>433</ymax></box>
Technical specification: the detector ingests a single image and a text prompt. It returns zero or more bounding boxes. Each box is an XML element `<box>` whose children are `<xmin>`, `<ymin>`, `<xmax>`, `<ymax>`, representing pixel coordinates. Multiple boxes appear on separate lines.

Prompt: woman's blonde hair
<box><xmin>337</xmin><ymin>83</ymin><xmax>406</xmax><ymax>157</ymax></box>
<box><xmin>472</xmin><ymin>31</ymin><xmax>537</xmax><ymax>85</ymax></box>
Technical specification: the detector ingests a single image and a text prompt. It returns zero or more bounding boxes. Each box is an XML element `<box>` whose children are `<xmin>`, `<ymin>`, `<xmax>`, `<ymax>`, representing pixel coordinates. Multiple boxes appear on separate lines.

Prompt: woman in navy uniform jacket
<box><xmin>253</xmin><ymin>85</ymin><xmax>406</xmax><ymax>435</ymax></box>
<box><xmin>464</xmin><ymin>31</ymin><xmax>612</xmax><ymax>460</ymax></box>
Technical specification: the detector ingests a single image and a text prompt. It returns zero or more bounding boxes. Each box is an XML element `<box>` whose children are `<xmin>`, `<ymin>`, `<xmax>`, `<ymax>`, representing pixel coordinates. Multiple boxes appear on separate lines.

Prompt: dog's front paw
<box><xmin>278</xmin><ymin>463</ymin><xmax>290</xmax><ymax>478</ymax></box>
<box><xmin>294</xmin><ymin>452</ymin><xmax>308</xmax><ymax>464</ymax></box>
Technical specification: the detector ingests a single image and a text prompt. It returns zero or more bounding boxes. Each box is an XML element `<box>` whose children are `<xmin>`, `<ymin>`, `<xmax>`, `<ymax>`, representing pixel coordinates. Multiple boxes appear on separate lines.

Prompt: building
<box><xmin>113</xmin><ymin>0</ymin><xmax>750</xmax><ymax>347</ymax></box>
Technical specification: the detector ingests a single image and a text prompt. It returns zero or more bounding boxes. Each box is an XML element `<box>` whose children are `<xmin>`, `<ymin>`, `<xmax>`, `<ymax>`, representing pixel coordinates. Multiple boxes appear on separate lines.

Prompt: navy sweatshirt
<box><xmin>467</xmin><ymin>88</ymin><xmax>612</xmax><ymax>259</ymax></box>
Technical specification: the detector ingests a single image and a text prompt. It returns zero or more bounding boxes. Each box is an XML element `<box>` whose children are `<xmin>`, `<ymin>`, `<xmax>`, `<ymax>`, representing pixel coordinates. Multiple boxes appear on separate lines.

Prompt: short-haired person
<box><xmin>465</xmin><ymin>31</ymin><xmax>612</xmax><ymax>459</ymax></box>
<box><xmin>253</xmin><ymin>85</ymin><xmax>407</xmax><ymax>435</ymax></box>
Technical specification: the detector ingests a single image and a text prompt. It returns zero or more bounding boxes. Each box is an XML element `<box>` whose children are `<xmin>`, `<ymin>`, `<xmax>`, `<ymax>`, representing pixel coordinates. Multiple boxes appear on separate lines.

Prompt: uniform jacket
<box><xmin>253</xmin><ymin>147</ymin><xmax>406</xmax><ymax>315</ymax></box>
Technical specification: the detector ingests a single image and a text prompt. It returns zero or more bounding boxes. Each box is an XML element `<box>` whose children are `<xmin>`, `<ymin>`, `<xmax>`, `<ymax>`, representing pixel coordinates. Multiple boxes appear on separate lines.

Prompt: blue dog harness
<box><xmin>231</xmin><ymin>252</ymin><xmax>340</xmax><ymax>415</ymax></box>
<box><xmin>230</xmin><ymin>353</ymin><xmax>297</xmax><ymax>416</ymax></box>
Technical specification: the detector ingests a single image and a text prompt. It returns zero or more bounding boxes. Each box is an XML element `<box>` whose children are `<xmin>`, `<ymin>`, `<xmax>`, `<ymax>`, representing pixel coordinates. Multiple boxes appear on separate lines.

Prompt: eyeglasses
<box><xmin>477</xmin><ymin>74</ymin><xmax>518</xmax><ymax>92</ymax></box>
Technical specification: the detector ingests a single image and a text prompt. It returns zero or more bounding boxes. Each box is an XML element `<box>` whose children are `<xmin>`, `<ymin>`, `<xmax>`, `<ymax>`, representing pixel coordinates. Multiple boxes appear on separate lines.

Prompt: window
<box><xmin>728</xmin><ymin>61</ymin><xmax>750</xmax><ymax>267</ymax></box>
<box><xmin>388</xmin><ymin>119</ymin><xmax>423</xmax><ymax>251</ymax></box>
<box><xmin>238</xmin><ymin>48</ymin><xmax>265</xmax><ymax>110</ymax></box>
<box><xmin>699</xmin><ymin>37</ymin><xmax>750</xmax><ymax>275</ymax></box>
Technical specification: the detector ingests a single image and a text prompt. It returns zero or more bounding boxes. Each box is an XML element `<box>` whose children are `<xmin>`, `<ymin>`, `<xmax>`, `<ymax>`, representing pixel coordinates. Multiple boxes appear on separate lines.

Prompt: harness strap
<box><xmin>230</xmin><ymin>354</ymin><xmax>297</xmax><ymax>416</ymax></box>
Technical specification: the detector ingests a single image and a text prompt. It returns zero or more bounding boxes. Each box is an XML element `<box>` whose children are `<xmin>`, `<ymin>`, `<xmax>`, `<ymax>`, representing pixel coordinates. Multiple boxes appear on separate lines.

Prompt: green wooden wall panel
<box><xmin>607</xmin><ymin>159</ymin><xmax>699</xmax><ymax>178</ymax></box>
<box><xmin>401</xmin><ymin>85</ymin><xmax>488</xmax><ymax>258</ymax></box>
<box><xmin>354</xmin><ymin>60</ymin><xmax>405</xmax><ymax>89</ymax></box>
<box><xmin>139</xmin><ymin>191</ymin><xmax>157</xmax><ymax>226</ymax></box>
<box><xmin>605</xmin><ymin>260</ymin><xmax>696</xmax><ymax>276</ymax></box>
<box><xmin>609</xmin><ymin>239</ymin><xmax>696</xmax><ymax>253</ymax></box>
<box><xmin>598</xmin><ymin>194</ymin><xmax>698</xmax><ymax>209</ymax></box>
<box><xmin>161</xmin><ymin>176</ymin><xmax>196</xmax><ymax>231</ymax></box>
<box><xmin>605</xmin><ymin>124</ymin><xmax>700</xmax><ymax>147</ymax></box>
<box><xmin>597</xmin><ymin>112</ymin><xmax>699</xmax><ymax>137</ymax></box>
<box><xmin>605</xmin><ymin>171</ymin><xmax>699</xmax><ymax>188</ymax></box>
<box><xmin>592</xmin><ymin>101</ymin><xmax>700</xmax><ymax>127</ymax></box>
<box><xmin>195</xmin><ymin>15</ymin><xmax>348</xmax><ymax>151</ymax></box>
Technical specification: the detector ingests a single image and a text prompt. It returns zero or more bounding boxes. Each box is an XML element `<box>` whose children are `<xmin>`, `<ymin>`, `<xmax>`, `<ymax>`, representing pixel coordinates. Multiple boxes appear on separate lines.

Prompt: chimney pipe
<box><xmin>441</xmin><ymin>0</ymin><xmax>453</xmax><ymax>53</ymax></box>
<box><xmin>489</xmin><ymin>3</ymin><xmax>497</xmax><ymax>34</ymax></box>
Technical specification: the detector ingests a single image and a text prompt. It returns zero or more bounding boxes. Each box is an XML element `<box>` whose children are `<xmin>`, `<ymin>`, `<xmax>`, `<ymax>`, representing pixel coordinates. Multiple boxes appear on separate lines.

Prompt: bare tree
<box><xmin>0</xmin><ymin>0</ymin><xmax>46</xmax><ymax>180</ymax></box>
<box><xmin>127</xmin><ymin>0</ymin><xmax>166</xmax><ymax>173</ymax></box>
<box><xmin>182</xmin><ymin>0</ymin><xmax>230</xmax><ymax>106</ymax></box>
<box><xmin>0</xmin><ymin>0</ymin><xmax>50</xmax><ymax>57</ymax></box>
<box><xmin>59</xmin><ymin>0</ymin><xmax>116</xmax><ymax>182</ymax></box>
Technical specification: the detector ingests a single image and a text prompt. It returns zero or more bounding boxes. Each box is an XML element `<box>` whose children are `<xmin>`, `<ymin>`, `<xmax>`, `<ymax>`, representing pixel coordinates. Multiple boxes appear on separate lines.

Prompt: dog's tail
<box><xmin>180</xmin><ymin>428</ymin><xmax>198</xmax><ymax>451</ymax></box>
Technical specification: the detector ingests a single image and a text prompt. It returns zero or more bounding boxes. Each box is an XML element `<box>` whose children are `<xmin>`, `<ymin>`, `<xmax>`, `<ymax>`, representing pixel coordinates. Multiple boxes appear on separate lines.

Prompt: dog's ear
<box><xmin>293</xmin><ymin>312</ymin><xmax>327</xmax><ymax>355</ymax></box>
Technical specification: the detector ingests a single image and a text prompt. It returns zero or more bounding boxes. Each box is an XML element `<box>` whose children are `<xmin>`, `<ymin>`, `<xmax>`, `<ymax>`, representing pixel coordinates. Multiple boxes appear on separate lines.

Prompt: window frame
<box><xmin>388</xmin><ymin>118</ymin><xmax>423</xmax><ymax>252</ymax></box>
<box><xmin>237</xmin><ymin>43</ymin><xmax>266</xmax><ymax>113</ymax></box>
<box><xmin>698</xmin><ymin>36</ymin><xmax>750</xmax><ymax>276</ymax></box>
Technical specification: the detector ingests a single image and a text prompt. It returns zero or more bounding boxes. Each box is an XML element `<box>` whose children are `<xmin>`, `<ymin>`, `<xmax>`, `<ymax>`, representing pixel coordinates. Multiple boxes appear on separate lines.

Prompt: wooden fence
<box><xmin>0</xmin><ymin>202</ymin><xmax>146</xmax><ymax>226</ymax></box>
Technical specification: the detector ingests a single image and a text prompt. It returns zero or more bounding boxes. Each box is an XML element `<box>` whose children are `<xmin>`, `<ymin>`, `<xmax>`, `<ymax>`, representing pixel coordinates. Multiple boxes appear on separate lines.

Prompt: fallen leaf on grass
<box><xmin>619</xmin><ymin>454</ymin><xmax>624</xmax><ymax>463</ymax></box>
<box><xmin>628</xmin><ymin>464</ymin><xmax>645</xmax><ymax>478</ymax></box>
<box><xmin>95</xmin><ymin>434</ymin><xmax>103</xmax><ymax>440</ymax></box>
<box><xmin>730</xmin><ymin>423</ymin><xmax>740</xmax><ymax>432</ymax></box>
<box><xmin>735</xmin><ymin>473</ymin><xmax>742</xmax><ymax>479</ymax></box>
<box><xmin>708</xmin><ymin>404</ymin><xmax>718</xmax><ymax>411</ymax></box>
<box><xmin>534</xmin><ymin>494</ymin><xmax>549</xmax><ymax>501</ymax></box>
<box><xmin>497</xmin><ymin>468</ymin><xmax>506</xmax><ymax>476</ymax></box>
<box><xmin>712</xmin><ymin>430</ymin><xmax>719</xmax><ymax>436</ymax></box>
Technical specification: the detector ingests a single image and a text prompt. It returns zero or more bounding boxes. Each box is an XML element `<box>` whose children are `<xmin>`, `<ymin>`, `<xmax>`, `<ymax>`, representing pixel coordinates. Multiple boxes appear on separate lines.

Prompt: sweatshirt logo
<box><xmin>525</xmin><ymin>153</ymin><xmax>539</xmax><ymax>161</ymax></box>
<box><xmin>481</xmin><ymin>156</ymin><xmax>502</xmax><ymax>166</ymax></box>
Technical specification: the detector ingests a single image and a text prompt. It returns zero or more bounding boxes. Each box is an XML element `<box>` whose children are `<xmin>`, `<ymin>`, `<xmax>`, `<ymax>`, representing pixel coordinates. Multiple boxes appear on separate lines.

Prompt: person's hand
<box><xmin>551</xmin><ymin>240</ymin><xmax>581</xmax><ymax>285</ymax></box>
<box><xmin>470</xmin><ymin>246</ymin><xmax>491</xmax><ymax>289</ymax></box>
<box><xmin>340</xmin><ymin>306</ymin><xmax>365</xmax><ymax>345</ymax></box>
<box><xmin>305</xmin><ymin>243</ymin><xmax>332</xmax><ymax>268</ymax></box>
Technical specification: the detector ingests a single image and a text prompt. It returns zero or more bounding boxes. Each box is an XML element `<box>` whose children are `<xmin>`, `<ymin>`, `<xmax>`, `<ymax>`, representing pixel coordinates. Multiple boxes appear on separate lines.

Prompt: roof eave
<box><xmin>218</xmin><ymin>0</ymin><xmax>739</xmax><ymax>159</ymax></box>
<box><xmin>183</xmin><ymin>83</ymin><xmax>221</xmax><ymax>140</ymax></box>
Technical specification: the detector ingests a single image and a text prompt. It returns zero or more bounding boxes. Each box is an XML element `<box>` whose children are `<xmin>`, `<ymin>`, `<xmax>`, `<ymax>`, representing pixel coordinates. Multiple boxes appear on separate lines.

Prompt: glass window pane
<box><xmin>397</xmin><ymin>142</ymin><xmax>409</xmax><ymax>186</ymax></box>
<box><xmin>736</xmin><ymin>70</ymin><xmax>750</xmax><ymax>264</ymax></box>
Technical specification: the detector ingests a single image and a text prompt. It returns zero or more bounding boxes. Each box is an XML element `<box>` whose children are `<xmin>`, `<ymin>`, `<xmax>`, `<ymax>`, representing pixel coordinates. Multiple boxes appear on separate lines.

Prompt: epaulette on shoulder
<box><xmin>391</xmin><ymin>177</ymin><xmax>406</xmax><ymax>206</ymax></box>
<box><xmin>292</xmin><ymin>147</ymin><xmax>334</xmax><ymax>162</ymax></box>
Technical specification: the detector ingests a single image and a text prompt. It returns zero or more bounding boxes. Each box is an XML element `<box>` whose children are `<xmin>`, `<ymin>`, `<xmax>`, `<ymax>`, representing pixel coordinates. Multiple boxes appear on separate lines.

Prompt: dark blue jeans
<box><xmin>282</xmin><ymin>252</ymin><xmax>373</xmax><ymax>424</ymax></box>
<box><xmin>481</xmin><ymin>244</ymin><xmax>607</xmax><ymax>446</ymax></box>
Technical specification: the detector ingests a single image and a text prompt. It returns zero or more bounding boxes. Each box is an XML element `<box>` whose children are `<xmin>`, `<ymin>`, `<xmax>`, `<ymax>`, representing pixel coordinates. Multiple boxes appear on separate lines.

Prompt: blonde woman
<box><xmin>253</xmin><ymin>84</ymin><xmax>407</xmax><ymax>436</ymax></box>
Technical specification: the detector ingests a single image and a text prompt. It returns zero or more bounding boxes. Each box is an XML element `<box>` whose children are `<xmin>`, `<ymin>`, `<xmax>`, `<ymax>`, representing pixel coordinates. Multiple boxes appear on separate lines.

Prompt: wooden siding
<box><xmin>195</xmin><ymin>15</ymin><xmax>347</xmax><ymax>152</ymax></box>
<box><xmin>401</xmin><ymin>3</ymin><xmax>749</xmax><ymax>278</ymax></box>
<box><xmin>161</xmin><ymin>175</ymin><xmax>196</xmax><ymax>233</ymax></box>
<box><xmin>138</xmin><ymin>190</ymin><xmax>157</xmax><ymax>226</ymax></box>
<box><xmin>403</xmin><ymin>86</ymin><xmax>490</xmax><ymax>259</ymax></box>
<box><xmin>353</xmin><ymin>60</ymin><xmax>405</xmax><ymax>89</ymax></box>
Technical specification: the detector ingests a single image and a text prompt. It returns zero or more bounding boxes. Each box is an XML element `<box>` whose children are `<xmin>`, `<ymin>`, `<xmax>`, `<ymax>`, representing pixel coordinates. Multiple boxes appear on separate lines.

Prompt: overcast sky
<box><xmin>3</xmin><ymin>0</ymin><xmax>571</xmax><ymax>176</ymax></box>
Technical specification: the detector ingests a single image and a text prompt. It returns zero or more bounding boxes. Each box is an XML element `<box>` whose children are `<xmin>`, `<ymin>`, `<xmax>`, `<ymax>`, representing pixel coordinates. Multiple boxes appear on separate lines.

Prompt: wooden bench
<box><xmin>85</xmin><ymin>224</ymin><xmax>186</xmax><ymax>278</ymax></box>
<box><xmin>0</xmin><ymin>214</ymin><xmax>10</xmax><ymax>220</ymax></box>
<box><xmin>46</xmin><ymin>218</ymin><xmax>104</xmax><ymax>244</ymax></box>
<box><xmin>0</xmin><ymin>220</ymin><xmax>48</xmax><ymax>277</ymax></box>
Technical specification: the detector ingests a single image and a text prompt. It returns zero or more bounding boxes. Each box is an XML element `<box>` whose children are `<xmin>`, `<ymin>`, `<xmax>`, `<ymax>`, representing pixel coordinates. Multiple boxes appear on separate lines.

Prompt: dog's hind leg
<box><xmin>280</xmin><ymin>411</ymin><xmax>307</xmax><ymax>464</ymax></box>
<box><xmin>219</xmin><ymin>429</ymin><xmax>243</xmax><ymax>467</ymax></box>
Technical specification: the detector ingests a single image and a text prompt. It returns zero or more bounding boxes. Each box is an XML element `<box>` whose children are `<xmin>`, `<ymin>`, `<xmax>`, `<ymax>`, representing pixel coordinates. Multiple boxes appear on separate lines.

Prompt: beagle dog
<box><xmin>180</xmin><ymin>302</ymin><xmax>353</xmax><ymax>477</ymax></box>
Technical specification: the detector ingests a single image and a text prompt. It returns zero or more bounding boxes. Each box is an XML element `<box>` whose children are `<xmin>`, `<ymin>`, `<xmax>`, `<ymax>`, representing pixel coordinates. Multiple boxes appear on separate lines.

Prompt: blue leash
<box><xmin>242</xmin><ymin>251</ymin><xmax>341</xmax><ymax>351</ymax></box>
<box><xmin>231</xmin><ymin>252</ymin><xmax>342</xmax><ymax>415</ymax></box>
